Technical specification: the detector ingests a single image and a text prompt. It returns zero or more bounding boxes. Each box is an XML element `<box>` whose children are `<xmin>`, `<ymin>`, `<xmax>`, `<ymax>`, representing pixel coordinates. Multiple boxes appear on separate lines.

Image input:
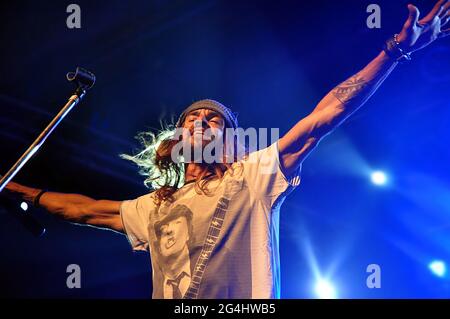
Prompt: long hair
<box><xmin>121</xmin><ymin>121</ymin><xmax>245</xmax><ymax>205</ymax></box>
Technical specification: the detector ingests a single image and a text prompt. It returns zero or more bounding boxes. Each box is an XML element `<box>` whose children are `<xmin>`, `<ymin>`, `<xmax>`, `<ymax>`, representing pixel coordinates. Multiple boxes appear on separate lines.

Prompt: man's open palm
<box><xmin>397</xmin><ymin>0</ymin><xmax>450</xmax><ymax>53</ymax></box>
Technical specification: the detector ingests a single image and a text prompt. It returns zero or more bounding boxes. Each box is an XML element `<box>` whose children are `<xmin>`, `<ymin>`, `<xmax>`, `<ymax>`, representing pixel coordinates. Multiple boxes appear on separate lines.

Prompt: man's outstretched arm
<box><xmin>279</xmin><ymin>0</ymin><xmax>450</xmax><ymax>176</ymax></box>
<box><xmin>4</xmin><ymin>181</ymin><xmax>124</xmax><ymax>233</ymax></box>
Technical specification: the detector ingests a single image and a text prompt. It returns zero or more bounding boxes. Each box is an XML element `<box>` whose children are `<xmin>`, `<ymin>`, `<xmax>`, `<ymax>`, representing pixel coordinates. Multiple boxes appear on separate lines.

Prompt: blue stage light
<box><xmin>429</xmin><ymin>260</ymin><xmax>446</xmax><ymax>277</ymax></box>
<box><xmin>314</xmin><ymin>279</ymin><xmax>337</xmax><ymax>299</ymax></box>
<box><xmin>371</xmin><ymin>170</ymin><xmax>387</xmax><ymax>186</ymax></box>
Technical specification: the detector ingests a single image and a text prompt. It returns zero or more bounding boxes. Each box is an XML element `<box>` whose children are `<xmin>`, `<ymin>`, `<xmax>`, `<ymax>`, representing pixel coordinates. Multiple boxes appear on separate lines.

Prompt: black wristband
<box><xmin>383</xmin><ymin>34</ymin><xmax>411</xmax><ymax>63</ymax></box>
<box><xmin>33</xmin><ymin>189</ymin><xmax>47</xmax><ymax>208</ymax></box>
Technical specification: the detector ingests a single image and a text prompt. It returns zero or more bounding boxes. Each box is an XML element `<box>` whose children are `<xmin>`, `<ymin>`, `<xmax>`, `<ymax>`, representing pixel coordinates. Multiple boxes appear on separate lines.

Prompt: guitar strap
<box><xmin>183</xmin><ymin>194</ymin><xmax>231</xmax><ymax>299</ymax></box>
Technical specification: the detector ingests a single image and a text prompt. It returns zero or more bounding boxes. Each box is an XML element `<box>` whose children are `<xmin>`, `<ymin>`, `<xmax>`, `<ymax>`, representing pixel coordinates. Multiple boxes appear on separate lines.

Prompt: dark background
<box><xmin>0</xmin><ymin>0</ymin><xmax>449</xmax><ymax>298</ymax></box>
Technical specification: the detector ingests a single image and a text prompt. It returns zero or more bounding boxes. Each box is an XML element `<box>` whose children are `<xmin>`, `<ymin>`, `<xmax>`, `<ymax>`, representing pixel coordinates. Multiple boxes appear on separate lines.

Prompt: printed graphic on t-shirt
<box><xmin>149</xmin><ymin>179</ymin><xmax>238</xmax><ymax>299</ymax></box>
<box><xmin>151</xmin><ymin>204</ymin><xmax>194</xmax><ymax>298</ymax></box>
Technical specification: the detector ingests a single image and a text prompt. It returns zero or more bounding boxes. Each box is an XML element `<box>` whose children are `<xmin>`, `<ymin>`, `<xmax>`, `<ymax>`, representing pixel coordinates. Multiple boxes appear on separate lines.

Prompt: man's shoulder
<box><xmin>123</xmin><ymin>191</ymin><xmax>157</xmax><ymax>207</ymax></box>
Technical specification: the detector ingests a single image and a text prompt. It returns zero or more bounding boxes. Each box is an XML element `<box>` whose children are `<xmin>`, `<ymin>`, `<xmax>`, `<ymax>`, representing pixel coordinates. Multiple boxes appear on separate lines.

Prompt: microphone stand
<box><xmin>0</xmin><ymin>67</ymin><xmax>95</xmax><ymax>236</ymax></box>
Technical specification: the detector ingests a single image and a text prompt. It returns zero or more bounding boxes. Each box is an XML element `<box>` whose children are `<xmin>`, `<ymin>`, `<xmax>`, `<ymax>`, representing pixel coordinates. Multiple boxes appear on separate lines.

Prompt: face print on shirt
<box><xmin>159</xmin><ymin>215</ymin><xmax>189</xmax><ymax>258</ymax></box>
<box><xmin>154</xmin><ymin>204</ymin><xmax>194</xmax><ymax>258</ymax></box>
<box><xmin>153</xmin><ymin>204</ymin><xmax>196</xmax><ymax>298</ymax></box>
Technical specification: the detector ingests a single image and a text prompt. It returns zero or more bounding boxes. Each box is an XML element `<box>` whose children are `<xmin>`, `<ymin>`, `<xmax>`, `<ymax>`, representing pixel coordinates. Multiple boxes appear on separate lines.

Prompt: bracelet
<box><xmin>383</xmin><ymin>34</ymin><xmax>412</xmax><ymax>63</ymax></box>
<box><xmin>33</xmin><ymin>189</ymin><xmax>47</xmax><ymax>208</ymax></box>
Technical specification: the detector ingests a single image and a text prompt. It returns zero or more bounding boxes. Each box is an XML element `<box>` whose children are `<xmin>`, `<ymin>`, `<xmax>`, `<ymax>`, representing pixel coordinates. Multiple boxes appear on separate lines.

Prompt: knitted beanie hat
<box><xmin>176</xmin><ymin>99</ymin><xmax>238</xmax><ymax>129</ymax></box>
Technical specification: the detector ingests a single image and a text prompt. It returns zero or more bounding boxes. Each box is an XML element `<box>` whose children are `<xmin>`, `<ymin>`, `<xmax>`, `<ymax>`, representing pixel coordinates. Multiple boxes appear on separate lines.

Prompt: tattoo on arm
<box><xmin>331</xmin><ymin>74</ymin><xmax>370</xmax><ymax>105</ymax></box>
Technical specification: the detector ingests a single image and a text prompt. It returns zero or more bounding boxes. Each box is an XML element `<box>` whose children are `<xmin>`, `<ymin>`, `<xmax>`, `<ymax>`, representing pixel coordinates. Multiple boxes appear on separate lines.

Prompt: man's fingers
<box><xmin>422</xmin><ymin>0</ymin><xmax>447</xmax><ymax>23</ymax></box>
<box><xmin>438</xmin><ymin>0</ymin><xmax>450</xmax><ymax>17</ymax></box>
<box><xmin>438</xmin><ymin>1</ymin><xmax>449</xmax><ymax>25</ymax></box>
<box><xmin>438</xmin><ymin>27</ymin><xmax>450</xmax><ymax>37</ymax></box>
<box><xmin>440</xmin><ymin>9</ymin><xmax>449</xmax><ymax>19</ymax></box>
<box><xmin>439</xmin><ymin>1</ymin><xmax>450</xmax><ymax>19</ymax></box>
<box><xmin>442</xmin><ymin>13</ymin><xmax>450</xmax><ymax>27</ymax></box>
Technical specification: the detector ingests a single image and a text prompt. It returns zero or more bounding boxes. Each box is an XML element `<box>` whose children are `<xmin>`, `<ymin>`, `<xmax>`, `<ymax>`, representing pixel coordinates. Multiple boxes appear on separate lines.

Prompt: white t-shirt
<box><xmin>120</xmin><ymin>141</ymin><xmax>301</xmax><ymax>299</ymax></box>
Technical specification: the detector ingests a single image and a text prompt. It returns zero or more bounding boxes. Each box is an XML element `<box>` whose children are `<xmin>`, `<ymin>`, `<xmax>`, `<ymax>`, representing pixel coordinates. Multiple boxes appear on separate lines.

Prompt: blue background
<box><xmin>0</xmin><ymin>0</ymin><xmax>449</xmax><ymax>298</ymax></box>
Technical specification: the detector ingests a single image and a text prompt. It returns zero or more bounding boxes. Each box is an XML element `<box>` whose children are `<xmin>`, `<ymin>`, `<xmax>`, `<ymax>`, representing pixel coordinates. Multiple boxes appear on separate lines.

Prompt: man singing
<box><xmin>4</xmin><ymin>1</ymin><xmax>449</xmax><ymax>298</ymax></box>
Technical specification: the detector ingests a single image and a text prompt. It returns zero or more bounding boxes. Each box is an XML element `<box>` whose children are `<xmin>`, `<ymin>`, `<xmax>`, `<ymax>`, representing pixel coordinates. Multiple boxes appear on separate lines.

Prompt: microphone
<box><xmin>66</xmin><ymin>67</ymin><xmax>96</xmax><ymax>91</ymax></box>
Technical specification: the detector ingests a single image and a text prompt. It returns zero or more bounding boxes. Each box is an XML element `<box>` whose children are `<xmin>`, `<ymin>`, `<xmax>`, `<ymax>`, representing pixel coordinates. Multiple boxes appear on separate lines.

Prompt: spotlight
<box><xmin>429</xmin><ymin>260</ymin><xmax>446</xmax><ymax>278</ymax></box>
<box><xmin>314</xmin><ymin>279</ymin><xmax>337</xmax><ymax>299</ymax></box>
<box><xmin>371</xmin><ymin>170</ymin><xmax>387</xmax><ymax>186</ymax></box>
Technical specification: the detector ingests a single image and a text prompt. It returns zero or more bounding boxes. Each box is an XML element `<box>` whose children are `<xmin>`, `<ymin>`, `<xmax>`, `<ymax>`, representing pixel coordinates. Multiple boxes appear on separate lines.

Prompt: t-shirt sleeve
<box><xmin>242</xmin><ymin>140</ymin><xmax>301</xmax><ymax>207</ymax></box>
<box><xmin>120</xmin><ymin>194</ymin><xmax>153</xmax><ymax>252</ymax></box>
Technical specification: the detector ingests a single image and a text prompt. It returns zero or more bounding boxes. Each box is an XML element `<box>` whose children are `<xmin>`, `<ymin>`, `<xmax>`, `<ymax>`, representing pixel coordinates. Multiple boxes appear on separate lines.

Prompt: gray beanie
<box><xmin>176</xmin><ymin>99</ymin><xmax>238</xmax><ymax>129</ymax></box>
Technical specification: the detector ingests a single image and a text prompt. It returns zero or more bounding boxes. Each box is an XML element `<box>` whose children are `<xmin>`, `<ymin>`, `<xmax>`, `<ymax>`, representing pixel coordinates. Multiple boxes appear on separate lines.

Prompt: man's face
<box><xmin>159</xmin><ymin>216</ymin><xmax>190</xmax><ymax>258</ymax></box>
<box><xmin>181</xmin><ymin>108</ymin><xmax>225</xmax><ymax>147</ymax></box>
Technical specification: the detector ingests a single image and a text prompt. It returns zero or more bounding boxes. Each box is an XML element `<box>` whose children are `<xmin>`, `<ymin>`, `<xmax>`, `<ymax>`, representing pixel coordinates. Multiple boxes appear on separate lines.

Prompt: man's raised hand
<box><xmin>397</xmin><ymin>0</ymin><xmax>450</xmax><ymax>53</ymax></box>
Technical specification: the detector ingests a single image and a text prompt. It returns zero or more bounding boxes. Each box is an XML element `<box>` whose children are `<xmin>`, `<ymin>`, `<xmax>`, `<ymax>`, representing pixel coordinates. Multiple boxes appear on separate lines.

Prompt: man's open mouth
<box><xmin>193</xmin><ymin>129</ymin><xmax>206</xmax><ymax>135</ymax></box>
<box><xmin>165</xmin><ymin>237</ymin><xmax>176</xmax><ymax>249</ymax></box>
<box><xmin>193</xmin><ymin>130</ymin><xmax>215</xmax><ymax>141</ymax></box>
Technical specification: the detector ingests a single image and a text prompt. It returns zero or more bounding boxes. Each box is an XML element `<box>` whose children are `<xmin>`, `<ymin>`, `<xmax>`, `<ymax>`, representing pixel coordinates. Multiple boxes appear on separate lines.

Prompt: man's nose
<box><xmin>164</xmin><ymin>226</ymin><xmax>174</xmax><ymax>235</ymax></box>
<box><xmin>194</xmin><ymin>117</ymin><xmax>209</xmax><ymax>129</ymax></box>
